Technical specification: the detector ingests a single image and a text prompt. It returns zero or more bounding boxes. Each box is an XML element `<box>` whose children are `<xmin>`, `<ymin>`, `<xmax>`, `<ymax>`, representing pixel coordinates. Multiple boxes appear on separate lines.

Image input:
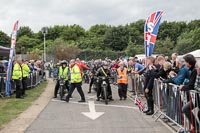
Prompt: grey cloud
<box><xmin>0</xmin><ymin>0</ymin><xmax>199</xmax><ymax>34</ymax></box>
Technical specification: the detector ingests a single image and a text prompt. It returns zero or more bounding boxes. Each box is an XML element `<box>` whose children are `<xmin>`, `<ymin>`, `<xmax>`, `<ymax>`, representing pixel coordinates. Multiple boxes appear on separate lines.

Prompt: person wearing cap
<box><xmin>168</xmin><ymin>56</ymin><xmax>188</xmax><ymax>85</ymax></box>
<box><xmin>12</xmin><ymin>58</ymin><xmax>23</xmax><ymax>99</ymax></box>
<box><xmin>54</xmin><ymin>60</ymin><xmax>69</xmax><ymax>98</ymax></box>
<box><xmin>117</xmin><ymin>62</ymin><xmax>128</xmax><ymax>100</ymax></box>
<box><xmin>95</xmin><ymin>61</ymin><xmax>113</xmax><ymax>101</ymax></box>
<box><xmin>21</xmin><ymin>60</ymin><xmax>30</xmax><ymax>97</ymax></box>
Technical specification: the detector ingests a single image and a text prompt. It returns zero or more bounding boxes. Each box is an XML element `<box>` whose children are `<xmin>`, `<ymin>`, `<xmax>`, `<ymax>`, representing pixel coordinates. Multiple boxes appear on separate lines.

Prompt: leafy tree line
<box><xmin>0</xmin><ymin>19</ymin><xmax>200</xmax><ymax>60</ymax></box>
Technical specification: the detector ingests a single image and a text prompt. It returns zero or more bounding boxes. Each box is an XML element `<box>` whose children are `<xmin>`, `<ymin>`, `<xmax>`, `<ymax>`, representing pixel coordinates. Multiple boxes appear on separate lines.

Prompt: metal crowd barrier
<box><xmin>128</xmin><ymin>74</ymin><xmax>144</xmax><ymax>96</ymax></box>
<box><xmin>149</xmin><ymin>79</ymin><xmax>200</xmax><ymax>133</ymax></box>
<box><xmin>0</xmin><ymin>70</ymin><xmax>45</xmax><ymax>98</ymax></box>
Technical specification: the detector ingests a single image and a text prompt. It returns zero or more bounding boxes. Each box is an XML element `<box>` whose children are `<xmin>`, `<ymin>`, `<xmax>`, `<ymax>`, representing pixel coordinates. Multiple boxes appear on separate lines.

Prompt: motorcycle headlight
<box><xmin>60</xmin><ymin>75</ymin><xmax>64</xmax><ymax>79</ymax></box>
<box><xmin>102</xmin><ymin>77</ymin><xmax>106</xmax><ymax>80</ymax></box>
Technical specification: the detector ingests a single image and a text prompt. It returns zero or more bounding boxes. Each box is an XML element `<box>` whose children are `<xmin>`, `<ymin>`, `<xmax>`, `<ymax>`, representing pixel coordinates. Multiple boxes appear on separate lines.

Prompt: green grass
<box><xmin>0</xmin><ymin>81</ymin><xmax>47</xmax><ymax>129</ymax></box>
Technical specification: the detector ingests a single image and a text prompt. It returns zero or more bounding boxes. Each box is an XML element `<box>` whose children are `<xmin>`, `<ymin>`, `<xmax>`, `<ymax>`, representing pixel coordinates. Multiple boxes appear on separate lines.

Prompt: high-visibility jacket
<box><xmin>117</xmin><ymin>67</ymin><xmax>128</xmax><ymax>84</ymax></box>
<box><xmin>70</xmin><ymin>64</ymin><xmax>82</xmax><ymax>83</ymax></box>
<box><xmin>12</xmin><ymin>63</ymin><xmax>22</xmax><ymax>80</ymax></box>
<box><xmin>58</xmin><ymin>66</ymin><xmax>69</xmax><ymax>80</ymax></box>
<box><xmin>22</xmin><ymin>63</ymin><xmax>30</xmax><ymax>78</ymax></box>
<box><xmin>49</xmin><ymin>63</ymin><xmax>54</xmax><ymax>69</ymax></box>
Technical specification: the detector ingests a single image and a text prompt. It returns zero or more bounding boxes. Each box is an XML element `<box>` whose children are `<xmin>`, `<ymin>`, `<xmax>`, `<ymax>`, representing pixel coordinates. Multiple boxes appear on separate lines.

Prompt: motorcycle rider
<box><xmin>88</xmin><ymin>61</ymin><xmax>99</xmax><ymax>93</ymax></box>
<box><xmin>96</xmin><ymin>61</ymin><xmax>113</xmax><ymax>101</ymax></box>
<box><xmin>53</xmin><ymin>60</ymin><xmax>70</xmax><ymax>98</ymax></box>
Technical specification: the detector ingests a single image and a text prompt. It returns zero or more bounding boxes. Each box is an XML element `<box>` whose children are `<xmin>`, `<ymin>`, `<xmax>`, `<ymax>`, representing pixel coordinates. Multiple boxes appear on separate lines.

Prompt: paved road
<box><xmin>25</xmin><ymin>83</ymin><xmax>172</xmax><ymax>133</ymax></box>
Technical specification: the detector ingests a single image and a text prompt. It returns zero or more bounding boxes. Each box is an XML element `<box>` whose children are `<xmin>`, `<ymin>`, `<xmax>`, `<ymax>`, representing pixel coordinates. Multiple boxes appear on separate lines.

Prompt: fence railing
<box><xmin>129</xmin><ymin>74</ymin><xmax>200</xmax><ymax>133</ymax></box>
<box><xmin>0</xmin><ymin>71</ymin><xmax>46</xmax><ymax>98</ymax></box>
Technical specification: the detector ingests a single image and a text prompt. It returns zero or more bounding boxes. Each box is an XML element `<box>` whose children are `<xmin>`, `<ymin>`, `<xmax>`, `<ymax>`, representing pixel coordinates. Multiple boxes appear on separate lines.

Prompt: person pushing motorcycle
<box><xmin>54</xmin><ymin>60</ymin><xmax>70</xmax><ymax>98</ymax></box>
<box><xmin>96</xmin><ymin>61</ymin><xmax>113</xmax><ymax>101</ymax></box>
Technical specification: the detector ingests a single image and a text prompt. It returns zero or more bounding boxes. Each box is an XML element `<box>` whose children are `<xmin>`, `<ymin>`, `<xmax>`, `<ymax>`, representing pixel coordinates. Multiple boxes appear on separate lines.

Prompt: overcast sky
<box><xmin>0</xmin><ymin>0</ymin><xmax>199</xmax><ymax>34</ymax></box>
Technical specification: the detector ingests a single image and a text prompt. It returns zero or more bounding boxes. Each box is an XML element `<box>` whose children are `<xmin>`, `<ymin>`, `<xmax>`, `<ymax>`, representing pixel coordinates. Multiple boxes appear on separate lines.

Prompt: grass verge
<box><xmin>0</xmin><ymin>81</ymin><xmax>47</xmax><ymax>129</ymax></box>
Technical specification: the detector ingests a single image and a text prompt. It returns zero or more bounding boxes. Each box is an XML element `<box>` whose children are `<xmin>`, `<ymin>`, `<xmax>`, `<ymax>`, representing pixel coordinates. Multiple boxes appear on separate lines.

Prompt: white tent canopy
<box><xmin>184</xmin><ymin>49</ymin><xmax>200</xmax><ymax>58</ymax></box>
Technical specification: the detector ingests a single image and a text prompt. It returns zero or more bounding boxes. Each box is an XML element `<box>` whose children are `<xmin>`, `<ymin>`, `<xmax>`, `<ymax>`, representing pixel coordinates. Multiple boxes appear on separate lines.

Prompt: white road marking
<box><xmin>81</xmin><ymin>101</ymin><xmax>105</xmax><ymax>120</ymax></box>
<box><xmin>86</xmin><ymin>95</ymin><xmax>96</xmax><ymax>100</ymax></box>
<box><xmin>51</xmin><ymin>99</ymin><xmax>138</xmax><ymax>109</ymax></box>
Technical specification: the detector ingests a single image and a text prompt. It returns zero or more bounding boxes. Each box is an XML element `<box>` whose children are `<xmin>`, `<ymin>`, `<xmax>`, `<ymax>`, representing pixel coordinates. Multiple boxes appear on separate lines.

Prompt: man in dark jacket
<box><xmin>143</xmin><ymin>56</ymin><xmax>156</xmax><ymax>115</ymax></box>
<box><xmin>179</xmin><ymin>54</ymin><xmax>199</xmax><ymax>132</ymax></box>
<box><xmin>96</xmin><ymin>61</ymin><xmax>113</xmax><ymax>101</ymax></box>
<box><xmin>154</xmin><ymin>56</ymin><xmax>169</xmax><ymax>79</ymax></box>
<box><xmin>88</xmin><ymin>61</ymin><xmax>99</xmax><ymax>93</ymax></box>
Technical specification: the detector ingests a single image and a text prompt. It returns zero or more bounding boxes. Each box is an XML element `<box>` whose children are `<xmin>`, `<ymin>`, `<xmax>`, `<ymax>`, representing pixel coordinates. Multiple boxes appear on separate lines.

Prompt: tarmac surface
<box><xmin>24</xmin><ymin>82</ymin><xmax>172</xmax><ymax>133</ymax></box>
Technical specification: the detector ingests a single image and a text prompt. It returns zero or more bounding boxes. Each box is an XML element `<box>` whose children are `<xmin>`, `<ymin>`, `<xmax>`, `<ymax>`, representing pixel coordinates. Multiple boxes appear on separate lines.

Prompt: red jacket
<box><xmin>75</xmin><ymin>62</ymin><xmax>89</xmax><ymax>76</ymax></box>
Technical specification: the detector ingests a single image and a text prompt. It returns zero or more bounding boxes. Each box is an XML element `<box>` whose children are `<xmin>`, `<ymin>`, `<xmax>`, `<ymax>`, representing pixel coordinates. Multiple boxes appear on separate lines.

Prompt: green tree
<box><xmin>154</xmin><ymin>37</ymin><xmax>174</xmax><ymax>56</ymax></box>
<box><xmin>0</xmin><ymin>31</ymin><xmax>10</xmax><ymax>47</ymax></box>
<box><xmin>125</xmin><ymin>41</ymin><xmax>136</xmax><ymax>57</ymax></box>
<box><xmin>16</xmin><ymin>35</ymin><xmax>41</xmax><ymax>54</ymax></box>
<box><xmin>104</xmin><ymin>26</ymin><xmax>129</xmax><ymax>51</ymax></box>
<box><xmin>61</xmin><ymin>25</ymin><xmax>85</xmax><ymax>41</ymax></box>
<box><xmin>17</xmin><ymin>26</ymin><xmax>33</xmax><ymax>38</ymax></box>
<box><xmin>175</xmin><ymin>28</ymin><xmax>200</xmax><ymax>54</ymax></box>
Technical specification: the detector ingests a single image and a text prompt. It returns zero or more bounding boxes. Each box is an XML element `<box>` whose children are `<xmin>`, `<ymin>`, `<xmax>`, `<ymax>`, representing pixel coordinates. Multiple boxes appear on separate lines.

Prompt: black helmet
<box><xmin>61</xmin><ymin>60</ymin><xmax>67</xmax><ymax>65</ymax></box>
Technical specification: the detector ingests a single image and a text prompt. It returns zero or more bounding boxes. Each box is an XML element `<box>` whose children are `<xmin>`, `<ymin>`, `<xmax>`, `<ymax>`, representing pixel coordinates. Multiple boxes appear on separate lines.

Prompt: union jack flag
<box><xmin>136</xmin><ymin>97</ymin><xmax>145</xmax><ymax>111</ymax></box>
<box><xmin>144</xmin><ymin>11</ymin><xmax>163</xmax><ymax>56</ymax></box>
<box><xmin>6</xmin><ymin>21</ymin><xmax>19</xmax><ymax>96</ymax></box>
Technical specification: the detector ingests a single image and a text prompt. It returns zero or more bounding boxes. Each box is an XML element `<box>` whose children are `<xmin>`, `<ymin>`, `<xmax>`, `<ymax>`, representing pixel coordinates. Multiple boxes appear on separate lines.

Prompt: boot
<box><xmin>146</xmin><ymin>110</ymin><xmax>154</xmax><ymax>115</ymax></box>
<box><xmin>143</xmin><ymin>109</ymin><xmax>150</xmax><ymax>113</ymax></box>
<box><xmin>96</xmin><ymin>97</ymin><xmax>100</xmax><ymax>101</ymax></box>
<box><xmin>78</xmin><ymin>99</ymin><xmax>86</xmax><ymax>102</ymax></box>
<box><xmin>88</xmin><ymin>87</ymin><xmax>91</xmax><ymax>93</ymax></box>
<box><xmin>146</xmin><ymin>100</ymin><xmax>154</xmax><ymax>115</ymax></box>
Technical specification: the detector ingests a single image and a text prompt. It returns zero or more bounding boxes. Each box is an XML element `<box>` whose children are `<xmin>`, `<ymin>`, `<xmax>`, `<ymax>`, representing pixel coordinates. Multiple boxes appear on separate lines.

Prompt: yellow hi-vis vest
<box><xmin>12</xmin><ymin>63</ymin><xmax>22</xmax><ymax>80</ymax></box>
<box><xmin>22</xmin><ymin>63</ymin><xmax>30</xmax><ymax>78</ymax></box>
<box><xmin>59</xmin><ymin>66</ymin><xmax>69</xmax><ymax>80</ymax></box>
<box><xmin>70</xmin><ymin>64</ymin><xmax>82</xmax><ymax>83</ymax></box>
<box><xmin>117</xmin><ymin>67</ymin><xmax>128</xmax><ymax>84</ymax></box>
<box><xmin>50</xmin><ymin>63</ymin><xmax>54</xmax><ymax>69</ymax></box>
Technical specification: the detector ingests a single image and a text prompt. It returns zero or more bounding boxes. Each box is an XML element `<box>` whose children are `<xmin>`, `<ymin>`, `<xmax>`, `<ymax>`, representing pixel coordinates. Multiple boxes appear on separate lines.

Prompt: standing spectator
<box><xmin>154</xmin><ymin>56</ymin><xmax>168</xmax><ymax>79</ymax></box>
<box><xmin>0</xmin><ymin>62</ymin><xmax>4</xmax><ymax>73</ymax></box>
<box><xmin>117</xmin><ymin>62</ymin><xmax>128</xmax><ymax>100</ymax></box>
<box><xmin>143</xmin><ymin>56</ymin><xmax>156</xmax><ymax>115</ymax></box>
<box><xmin>111</xmin><ymin>60</ymin><xmax>118</xmax><ymax>84</ymax></box>
<box><xmin>127</xmin><ymin>59</ymin><xmax>135</xmax><ymax>94</ymax></box>
<box><xmin>171</xmin><ymin>53</ymin><xmax>178</xmax><ymax>68</ymax></box>
<box><xmin>21</xmin><ymin>60</ymin><xmax>30</xmax><ymax>97</ymax></box>
<box><xmin>65</xmin><ymin>59</ymin><xmax>85</xmax><ymax>102</ymax></box>
<box><xmin>163</xmin><ymin>62</ymin><xmax>172</xmax><ymax>79</ymax></box>
<box><xmin>12</xmin><ymin>58</ymin><xmax>23</xmax><ymax>99</ymax></box>
<box><xmin>179</xmin><ymin>54</ymin><xmax>199</xmax><ymax>132</ymax></box>
<box><xmin>131</xmin><ymin>59</ymin><xmax>144</xmax><ymax>97</ymax></box>
<box><xmin>168</xmin><ymin>56</ymin><xmax>188</xmax><ymax>85</ymax></box>
<box><xmin>48</xmin><ymin>60</ymin><xmax>54</xmax><ymax>78</ymax></box>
